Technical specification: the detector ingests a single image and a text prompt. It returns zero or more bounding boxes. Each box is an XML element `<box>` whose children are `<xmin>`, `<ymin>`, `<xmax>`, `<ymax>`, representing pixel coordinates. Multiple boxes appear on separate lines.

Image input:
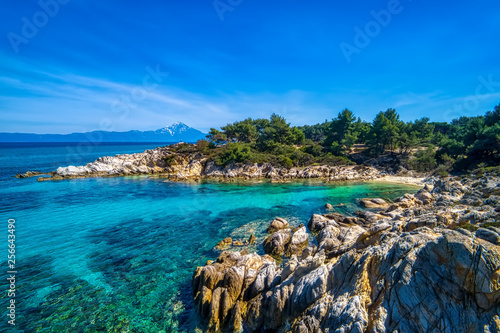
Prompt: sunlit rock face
<box><xmin>38</xmin><ymin>146</ymin><xmax>382</xmax><ymax>181</ymax></box>
<box><xmin>193</xmin><ymin>175</ymin><xmax>500</xmax><ymax>332</ymax></box>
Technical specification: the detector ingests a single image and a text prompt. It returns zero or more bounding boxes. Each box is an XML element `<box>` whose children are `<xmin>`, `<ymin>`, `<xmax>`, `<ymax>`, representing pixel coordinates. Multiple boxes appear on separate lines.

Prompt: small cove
<box><xmin>0</xmin><ymin>143</ymin><xmax>420</xmax><ymax>332</ymax></box>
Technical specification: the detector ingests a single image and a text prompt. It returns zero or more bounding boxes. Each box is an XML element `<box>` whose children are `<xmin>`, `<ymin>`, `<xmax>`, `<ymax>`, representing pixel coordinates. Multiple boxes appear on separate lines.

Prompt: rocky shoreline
<box><xmin>16</xmin><ymin>145</ymin><xmax>500</xmax><ymax>331</ymax></box>
<box><xmin>15</xmin><ymin>145</ymin><xmax>425</xmax><ymax>184</ymax></box>
<box><xmin>192</xmin><ymin>173</ymin><xmax>500</xmax><ymax>332</ymax></box>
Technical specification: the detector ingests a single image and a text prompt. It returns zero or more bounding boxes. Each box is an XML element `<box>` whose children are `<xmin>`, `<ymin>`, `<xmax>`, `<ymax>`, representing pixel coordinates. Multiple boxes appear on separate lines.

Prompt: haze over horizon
<box><xmin>1</xmin><ymin>0</ymin><xmax>499</xmax><ymax>134</ymax></box>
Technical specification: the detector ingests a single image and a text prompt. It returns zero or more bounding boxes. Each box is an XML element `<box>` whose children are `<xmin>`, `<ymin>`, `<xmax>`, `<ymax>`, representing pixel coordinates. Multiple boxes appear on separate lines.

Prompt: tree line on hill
<box><xmin>170</xmin><ymin>104</ymin><xmax>500</xmax><ymax>175</ymax></box>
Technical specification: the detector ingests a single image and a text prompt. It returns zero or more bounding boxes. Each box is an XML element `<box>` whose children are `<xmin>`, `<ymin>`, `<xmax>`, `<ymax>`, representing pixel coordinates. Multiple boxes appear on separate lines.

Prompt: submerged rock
<box><xmin>15</xmin><ymin>170</ymin><xmax>48</xmax><ymax>178</ymax></box>
<box><xmin>215</xmin><ymin>237</ymin><xmax>232</xmax><ymax>250</ymax></box>
<box><xmin>248</xmin><ymin>234</ymin><xmax>256</xmax><ymax>245</ymax></box>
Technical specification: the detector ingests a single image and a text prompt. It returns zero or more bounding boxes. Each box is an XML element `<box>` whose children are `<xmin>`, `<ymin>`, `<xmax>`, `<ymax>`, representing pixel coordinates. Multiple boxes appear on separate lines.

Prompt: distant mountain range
<box><xmin>0</xmin><ymin>122</ymin><xmax>207</xmax><ymax>143</ymax></box>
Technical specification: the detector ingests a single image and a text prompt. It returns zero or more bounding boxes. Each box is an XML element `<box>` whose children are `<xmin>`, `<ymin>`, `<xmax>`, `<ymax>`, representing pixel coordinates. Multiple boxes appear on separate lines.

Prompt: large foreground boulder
<box><xmin>194</xmin><ymin>228</ymin><xmax>500</xmax><ymax>332</ymax></box>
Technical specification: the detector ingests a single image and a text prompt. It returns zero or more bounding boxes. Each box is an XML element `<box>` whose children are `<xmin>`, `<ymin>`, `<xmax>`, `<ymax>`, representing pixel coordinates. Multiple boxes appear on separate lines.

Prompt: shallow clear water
<box><xmin>0</xmin><ymin>143</ymin><xmax>419</xmax><ymax>332</ymax></box>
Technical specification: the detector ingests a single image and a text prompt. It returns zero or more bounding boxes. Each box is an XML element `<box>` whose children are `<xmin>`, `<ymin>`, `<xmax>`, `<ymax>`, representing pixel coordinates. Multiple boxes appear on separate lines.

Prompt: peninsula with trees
<box><xmin>19</xmin><ymin>104</ymin><xmax>500</xmax><ymax>182</ymax></box>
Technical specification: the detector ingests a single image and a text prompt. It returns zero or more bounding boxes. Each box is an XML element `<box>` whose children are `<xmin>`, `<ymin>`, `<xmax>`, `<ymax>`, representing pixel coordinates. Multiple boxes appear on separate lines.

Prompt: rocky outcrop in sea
<box><xmin>17</xmin><ymin>145</ymin><xmax>384</xmax><ymax>182</ymax></box>
<box><xmin>192</xmin><ymin>174</ymin><xmax>500</xmax><ymax>332</ymax></box>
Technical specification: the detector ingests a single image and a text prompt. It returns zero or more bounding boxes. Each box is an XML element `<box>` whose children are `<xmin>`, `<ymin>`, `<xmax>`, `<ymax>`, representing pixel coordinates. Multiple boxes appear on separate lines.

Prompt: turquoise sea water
<box><xmin>0</xmin><ymin>143</ymin><xmax>420</xmax><ymax>332</ymax></box>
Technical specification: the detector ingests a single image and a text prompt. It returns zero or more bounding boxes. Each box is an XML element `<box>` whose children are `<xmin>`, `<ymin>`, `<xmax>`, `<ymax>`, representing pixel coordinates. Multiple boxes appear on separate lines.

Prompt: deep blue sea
<box><xmin>0</xmin><ymin>142</ymin><xmax>420</xmax><ymax>332</ymax></box>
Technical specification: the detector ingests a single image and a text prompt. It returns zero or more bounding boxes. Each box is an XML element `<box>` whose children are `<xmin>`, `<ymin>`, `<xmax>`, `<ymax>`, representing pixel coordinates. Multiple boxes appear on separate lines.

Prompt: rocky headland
<box><xmin>192</xmin><ymin>173</ymin><xmax>500</xmax><ymax>332</ymax></box>
<box><xmin>15</xmin><ymin>145</ymin><xmax>419</xmax><ymax>184</ymax></box>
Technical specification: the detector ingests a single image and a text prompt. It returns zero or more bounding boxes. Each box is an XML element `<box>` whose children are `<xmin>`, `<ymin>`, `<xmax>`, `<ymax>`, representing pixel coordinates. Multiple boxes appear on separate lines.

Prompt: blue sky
<box><xmin>1</xmin><ymin>0</ymin><xmax>499</xmax><ymax>134</ymax></box>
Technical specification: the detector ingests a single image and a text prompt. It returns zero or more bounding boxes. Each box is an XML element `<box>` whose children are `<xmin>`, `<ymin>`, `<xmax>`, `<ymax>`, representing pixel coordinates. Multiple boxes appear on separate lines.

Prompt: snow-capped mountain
<box><xmin>0</xmin><ymin>122</ymin><xmax>207</xmax><ymax>143</ymax></box>
<box><xmin>155</xmin><ymin>122</ymin><xmax>190</xmax><ymax>136</ymax></box>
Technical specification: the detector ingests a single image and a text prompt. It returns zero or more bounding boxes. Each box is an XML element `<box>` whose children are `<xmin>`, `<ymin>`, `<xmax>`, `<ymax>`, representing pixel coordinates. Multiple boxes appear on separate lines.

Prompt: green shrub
<box><xmin>302</xmin><ymin>143</ymin><xmax>324</xmax><ymax>157</ymax></box>
<box><xmin>290</xmin><ymin>150</ymin><xmax>315</xmax><ymax>167</ymax></box>
<box><xmin>479</xmin><ymin>222</ymin><xmax>500</xmax><ymax>229</ymax></box>
<box><xmin>215</xmin><ymin>143</ymin><xmax>253</xmax><ymax>166</ymax></box>
<box><xmin>278</xmin><ymin>156</ymin><xmax>294</xmax><ymax>168</ymax></box>
<box><xmin>317</xmin><ymin>153</ymin><xmax>353</xmax><ymax>166</ymax></box>
<box><xmin>273</xmin><ymin>144</ymin><xmax>296</xmax><ymax>156</ymax></box>
<box><xmin>162</xmin><ymin>154</ymin><xmax>181</xmax><ymax>166</ymax></box>
<box><xmin>484</xmin><ymin>166</ymin><xmax>500</xmax><ymax>174</ymax></box>
<box><xmin>434</xmin><ymin>167</ymin><xmax>449</xmax><ymax>177</ymax></box>
<box><xmin>408</xmin><ymin>147</ymin><xmax>437</xmax><ymax>172</ymax></box>
<box><xmin>451</xmin><ymin>155</ymin><xmax>471</xmax><ymax>172</ymax></box>
<box><xmin>453</xmin><ymin>223</ymin><xmax>479</xmax><ymax>232</ymax></box>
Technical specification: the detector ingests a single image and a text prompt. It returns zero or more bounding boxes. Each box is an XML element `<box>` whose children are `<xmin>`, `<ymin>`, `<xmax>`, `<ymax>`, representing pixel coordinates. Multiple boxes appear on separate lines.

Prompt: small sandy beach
<box><xmin>374</xmin><ymin>175</ymin><xmax>427</xmax><ymax>186</ymax></box>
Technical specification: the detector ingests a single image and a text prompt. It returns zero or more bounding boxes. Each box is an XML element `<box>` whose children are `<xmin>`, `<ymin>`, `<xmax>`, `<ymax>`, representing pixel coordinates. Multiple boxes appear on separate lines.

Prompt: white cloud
<box><xmin>2</xmin><ymin>56</ymin><xmax>499</xmax><ymax>134</ymax></box>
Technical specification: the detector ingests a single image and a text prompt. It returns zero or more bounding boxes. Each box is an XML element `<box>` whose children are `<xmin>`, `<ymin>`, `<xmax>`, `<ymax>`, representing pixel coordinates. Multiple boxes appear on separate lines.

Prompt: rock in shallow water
<box><xmin>215</xmin><ymin>237</ymin><xmax>232</xmax><ymax>250</ymax></box>
<box><xmin>263</xmin><ymin>229</ymin><xmax>291</xmax><ymax>256</ymax></box>
<box><xmin>286</xmin><ymin>226</ymin><xmax>309</xmax><ymax>256</ymax></box>
<box><xmin>359</xmin><ymin>197</ymin><xmax>389</xmax><ymax>209</ymax></box>
<box><xmin>267</xmin><ymin>217</ymin><xmax>289</xmax><ymax>233</ymax></box>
